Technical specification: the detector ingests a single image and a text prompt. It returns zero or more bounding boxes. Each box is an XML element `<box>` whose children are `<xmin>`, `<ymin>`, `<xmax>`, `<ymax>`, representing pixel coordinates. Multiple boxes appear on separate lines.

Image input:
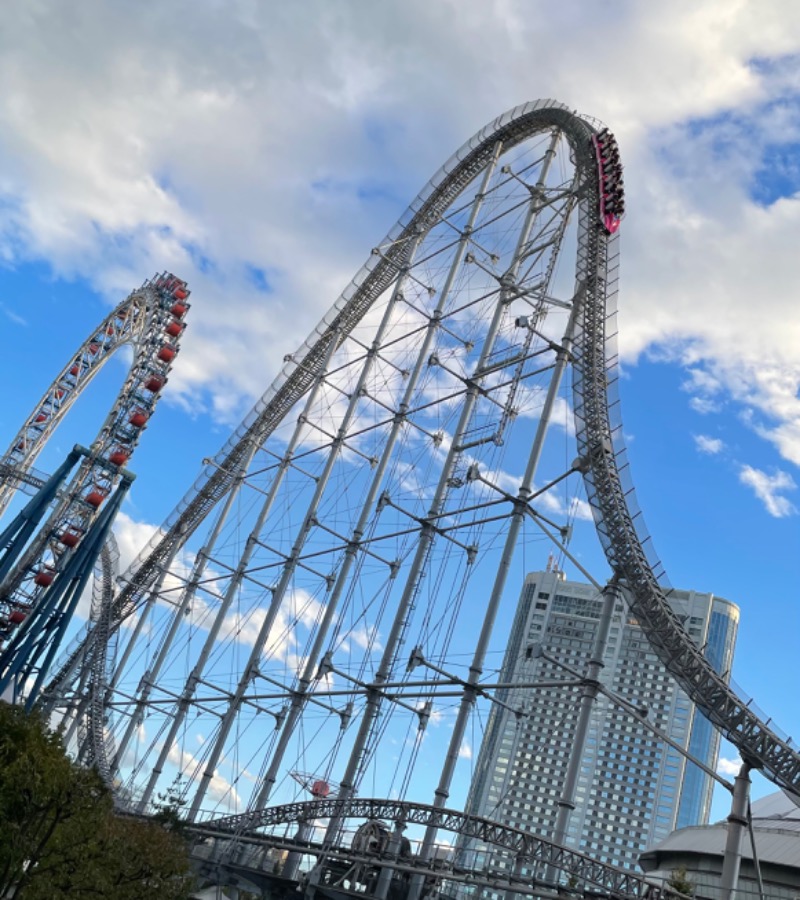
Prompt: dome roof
<box><xmin>640</xmin><ymin>792</ymin><xmax>800</xmax><ymax>873</ymax></box>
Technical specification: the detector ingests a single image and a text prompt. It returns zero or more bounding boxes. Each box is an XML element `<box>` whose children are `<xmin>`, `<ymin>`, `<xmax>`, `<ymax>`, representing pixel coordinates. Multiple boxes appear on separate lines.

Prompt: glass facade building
<box><xmin>461</xmin><ymin>568</ymin><xmax>739</xmax><ymax>872</ymax></box>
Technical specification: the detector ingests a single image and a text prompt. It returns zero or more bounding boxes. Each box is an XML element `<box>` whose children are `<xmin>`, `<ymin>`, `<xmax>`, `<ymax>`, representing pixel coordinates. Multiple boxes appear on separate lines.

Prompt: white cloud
<box><xmin>0</xmin><ymin>0</ymin><xmax>797</xmax><ymax>468</ymax></box>
<box><xmin>0</xmin><ymin>303</ymin><xmax>26</xmax><ymax>326</ymax></box>
<box><xmin>339</xmin><ymin>623</ymin><xmax>383</xmax><ymax>654</ymax></box>
<box><xmin>683</xmin><ymin>368</ymin><xmax>725</xmax><ymax>417</ymax></box>
<box><xmin>717</xmin><ymin>756</ymin><xmax>742</xmax><ymax>776</ymax></box>
<box><xmin>166</xmin><ymin>743</ymin><xmax>241</xmax><ymax>811</ymax></box>
<box><xmin>694</xmin><ymin>434</ymin><xmax>724</xmax><ymax>455</ymax></box>
<box><xmin>738</xmin><ymin>464</ymin><xmax>797</xmax><ymax>517</ymax></box>
<box><xmin>113</xmin><ymin>510</ymin><xmax>159</xmax><ymax>573</ymax></box>
<box><xmin>203</xmin><ymin>585</ymin><xmax>332</xmax><ymax>677</ymax></box>
<box><xmin>689</xmin><ymin>396</ymin><xmax>721</xmax><ymax>416</ymax></box>
<box><xmin>106</xmin><ymin>510</ymin><xmax>212</xmax><ymax>621</ymax></box>
<box><xmin>458</xmin><ymin>742</ymin><xmax>472</xmax><ymax>760</ymax></box>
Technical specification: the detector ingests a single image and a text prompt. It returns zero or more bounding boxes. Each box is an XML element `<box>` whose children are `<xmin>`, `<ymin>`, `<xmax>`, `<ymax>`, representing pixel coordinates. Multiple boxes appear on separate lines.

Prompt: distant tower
<box><xmin>462</xmin><ymin>568</ymin><xmax>739</xmax><ymax>870</ymax></box>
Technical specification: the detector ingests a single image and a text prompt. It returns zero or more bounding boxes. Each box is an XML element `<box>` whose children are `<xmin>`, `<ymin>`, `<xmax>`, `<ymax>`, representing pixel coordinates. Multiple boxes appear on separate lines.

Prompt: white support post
<box><xmin>720</xmin><ymin>761</ymin><xmax>752</xmax><ymax>900</ymax></box>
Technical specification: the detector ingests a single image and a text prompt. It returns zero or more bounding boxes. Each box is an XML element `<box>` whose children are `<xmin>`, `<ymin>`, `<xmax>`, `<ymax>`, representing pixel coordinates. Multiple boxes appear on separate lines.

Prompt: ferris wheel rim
<box><xmin>0</xmin><ymin>273</ymin><xmax>190</xmax><ymax>777</ymax></box>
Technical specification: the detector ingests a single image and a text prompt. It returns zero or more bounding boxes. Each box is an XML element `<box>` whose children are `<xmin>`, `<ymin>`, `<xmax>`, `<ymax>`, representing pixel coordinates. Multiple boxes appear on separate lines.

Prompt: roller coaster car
<box><xmin>592</xmin><ymin>129</ymin><xmax>625</xmax><ymax>235</ymax></box>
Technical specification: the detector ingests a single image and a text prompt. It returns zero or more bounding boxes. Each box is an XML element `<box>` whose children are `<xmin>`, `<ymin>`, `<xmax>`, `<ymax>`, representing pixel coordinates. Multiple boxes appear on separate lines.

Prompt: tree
<box><xmin>667</xmin><ymin>865</ymin><xmax>695</xmax><ymax>897</ymax></box>
<box><xmin>153</xmin><ymin>776</ymin><xmax>189</xmax><ymax>834</ymax></box>
<box><xmin>0</xmin><ymin>701</ymin><xmax>195</xmax><ymax>898</ymax></box>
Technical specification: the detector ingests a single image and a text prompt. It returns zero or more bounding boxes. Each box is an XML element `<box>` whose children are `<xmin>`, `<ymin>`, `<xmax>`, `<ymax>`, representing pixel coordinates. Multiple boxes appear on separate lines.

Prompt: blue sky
<box><xmin>1</xmin><ymin>0</ymin><xmax>799</xmax><ymax>836</ymax></box>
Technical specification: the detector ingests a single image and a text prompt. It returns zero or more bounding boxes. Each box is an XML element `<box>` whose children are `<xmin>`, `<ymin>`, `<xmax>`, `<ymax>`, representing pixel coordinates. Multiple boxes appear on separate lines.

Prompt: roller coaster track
<box><xmin>571</xmin><ymin>213</ymin><xmax>800</xmax><ymax>795</ymax></box>
<box><xmin>47</xmin><ymin>101</ymin><xmax>799</xmax><ymax>806</ymax></box>
<box><xmin>190</xmin><ymin>797</ymin><xmax>680</xmax><ymax>900</ymax></box>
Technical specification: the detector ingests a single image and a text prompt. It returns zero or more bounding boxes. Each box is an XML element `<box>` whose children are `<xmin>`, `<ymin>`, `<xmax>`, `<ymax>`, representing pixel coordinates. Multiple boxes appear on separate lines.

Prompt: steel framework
<box><xmin>41</xmin><ymin>101</ymin><xmax>799</xmax><ymax>893</ymax></box>
<box><xmin>189</xmin><ymin>797</ymin><xmax>682</xmax><ymax>900</ymax></box>
<box><xmin>0</xmin><ymin>274</ymin><xmax>190</xmax><ymax>720</ymax></box>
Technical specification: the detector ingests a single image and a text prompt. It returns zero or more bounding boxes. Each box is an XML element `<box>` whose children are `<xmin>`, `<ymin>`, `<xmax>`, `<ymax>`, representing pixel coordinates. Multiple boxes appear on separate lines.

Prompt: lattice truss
<box><xmin>46</xmin><ymin>103</ymin><xmax>799</xmax><ymax>871</ymax></box>
<box><xmin>92</xmin><ymin>123</ymin><xmax>590</xmax><ymax>821</ymax></box>
<box><xmin>0</xmin><ymin>275</ymin><xmax>189</xmax><ymax>708</ymax></box>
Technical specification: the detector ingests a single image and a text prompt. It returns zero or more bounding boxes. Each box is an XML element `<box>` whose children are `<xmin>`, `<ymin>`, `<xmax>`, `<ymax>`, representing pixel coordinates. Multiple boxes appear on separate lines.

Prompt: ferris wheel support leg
<box><xmin>720</xmin><ymin>761</ymin><xmax>752</xmax><ymax>900</ymax></box>
<box><xmin>0</xmin><ymin>447</ymin><xmax>82</xmax><ymax>588</ymax></box>
<box><xmin>23</xmin><ymin>475</ymin><xmax>134</xmax><ymax>710</ymax></box>
<box><xmin>321</xmin><ymin>142</ymin><xmax>507</xmax><ymax>848</ymax></box>
<box><xmin>408</xmin><ymin>287</ymin><xmax>580</xmax><ymax>900</ymax></box>
<box><xmin>0</xmin><ymin>465</ymin><xmax>131</xmax><ymax>704</ymax></box>
<box><xmin>110</xmin><ymin>443</ymin><xmax>257</xmax><ymax>776</ymax></box>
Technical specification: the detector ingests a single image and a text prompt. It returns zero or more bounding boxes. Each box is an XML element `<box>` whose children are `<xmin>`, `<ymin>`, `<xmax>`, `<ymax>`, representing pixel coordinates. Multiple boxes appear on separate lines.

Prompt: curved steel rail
<box><xmin>82</xmin><ymin>536</ymin><xmax>121</xmax><ymax>779</ymax></box>
<box><xmin>192</xmin><ymin>797</ymin><xmax>678</xmax><ymax>900</ymax></box>
<box><xmin>50</xmin><ymin>102</ymin><xmax>799</xmax><ymax>804</ymax></box>
<box><xmin>45</xmin><ymin>101</ymin><xmax>586</xmax><ymax>695</ymax></box>
<box><xmin>568</xmin><ymin>196</ymin><xmax>800</xmax><ymax>796</ymax></box>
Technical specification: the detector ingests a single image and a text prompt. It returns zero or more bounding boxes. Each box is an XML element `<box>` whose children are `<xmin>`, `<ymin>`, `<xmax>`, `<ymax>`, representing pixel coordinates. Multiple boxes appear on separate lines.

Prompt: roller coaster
<box><xmin>2</xmin><ymin>101</ymin><xmax>796</xmax><ymax>898</ymax></box>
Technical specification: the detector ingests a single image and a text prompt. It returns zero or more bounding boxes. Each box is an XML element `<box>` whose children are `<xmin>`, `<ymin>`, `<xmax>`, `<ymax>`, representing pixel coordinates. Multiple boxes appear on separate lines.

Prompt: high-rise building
<box><xmin>462</xmin><ymin>566</ymin><xmax>738</xmax><ymax>871</ymax></box>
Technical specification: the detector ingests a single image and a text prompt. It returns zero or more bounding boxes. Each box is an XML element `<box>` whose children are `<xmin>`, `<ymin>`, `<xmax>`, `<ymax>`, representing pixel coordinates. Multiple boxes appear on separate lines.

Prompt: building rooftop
<box><xmin>640</xmin><ymin>790</ymin><xmax>800</xmax><ymax>873</ymax></box>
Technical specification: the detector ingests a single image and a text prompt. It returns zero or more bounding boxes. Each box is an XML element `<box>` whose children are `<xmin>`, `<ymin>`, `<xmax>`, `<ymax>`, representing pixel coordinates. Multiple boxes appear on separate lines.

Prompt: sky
<box><xmin>0</xmin><ymin>0</ymin><xmax>799</xmax><ymax>832</ymax></box>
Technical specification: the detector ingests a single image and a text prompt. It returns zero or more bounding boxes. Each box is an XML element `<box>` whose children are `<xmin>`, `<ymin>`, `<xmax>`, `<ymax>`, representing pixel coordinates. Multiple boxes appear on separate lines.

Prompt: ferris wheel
<box><xmin>43</xmin><ymin>102</ymin><xmax>799</xmax><ymax>894</ymax></box>
<box><xmin>0</xmin><ymin>273</ymin><xmax>190</xmax><ymax>705</ymax></box>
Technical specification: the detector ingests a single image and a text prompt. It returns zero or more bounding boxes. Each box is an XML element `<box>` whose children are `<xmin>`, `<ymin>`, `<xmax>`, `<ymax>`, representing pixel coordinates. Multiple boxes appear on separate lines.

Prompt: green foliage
<box><xmin>667</xmin><ymin>865</ymin><xmax>695</xmax><ymax>897</ymax></box>
<box><xmin>0</xmin><ymin>701</ymin><xmax>195</xmax><ymax>898</ymax></box>
<box><xmin>153</xmin><ymin>776</ymin><xmax>189</xmax><ymax>834</ymax></box>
